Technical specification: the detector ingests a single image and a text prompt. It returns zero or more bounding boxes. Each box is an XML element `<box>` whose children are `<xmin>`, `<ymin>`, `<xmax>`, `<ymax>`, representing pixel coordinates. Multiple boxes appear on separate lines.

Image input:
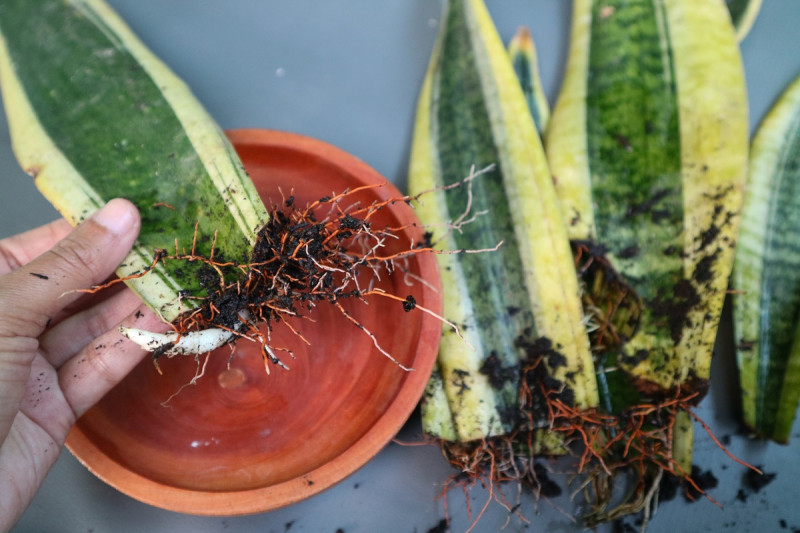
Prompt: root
<box><xmin>160</xmin><ymin>351</ymin><xmax>211</xmax><ymax>407</ymax></box>
<box><xmin>686</xmin><ymin>409</ymin><xmax>761</xmax><ymax>474</ymax></box>
<box><xmin>102</xmin><ymin>170</ymin><xmax>495</xmax><ymax>378</ymax></box>
<box><xmin>439</xmin><ymin>439</ymin><xmax>527</xmax><ymax>532</ymax></box>
<box><xmin>119</xmin><ymin>325</ymin><xmax>235</xmax><ymax>356</ymax></box>
<box><xmin>571</xmin><ymin>240</ymin><xmax>642</xmax><ymax>353</ymax></box>
<box><xmin>434</xmin><ymin>433</ymin><xmax>572</xmax><ymax>531</ymax></box>
<box><xmin>433</xmin><ymin>351</ymin><xmax>754</xmax><ymax>530</ymax></box>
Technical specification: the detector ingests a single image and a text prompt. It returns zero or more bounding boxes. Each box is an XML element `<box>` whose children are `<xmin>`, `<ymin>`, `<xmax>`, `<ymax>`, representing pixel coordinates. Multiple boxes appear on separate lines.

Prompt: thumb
<box><xmin>0</xmin><ymin>199</ymin><xmax>139</xmax><ymax>441</ymax></box>
<box><xmin>0</xmin><ymin>199</ymin><xmax>141</xmax><ymax>339</ymax></box>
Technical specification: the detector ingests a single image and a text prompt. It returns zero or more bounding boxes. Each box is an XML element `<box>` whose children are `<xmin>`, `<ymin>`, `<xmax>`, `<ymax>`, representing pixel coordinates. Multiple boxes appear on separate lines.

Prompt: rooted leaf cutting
<box><xmin>116</xmin><ymin>184</ymin><xmax>463</xmax><ymax>373</ymax></box>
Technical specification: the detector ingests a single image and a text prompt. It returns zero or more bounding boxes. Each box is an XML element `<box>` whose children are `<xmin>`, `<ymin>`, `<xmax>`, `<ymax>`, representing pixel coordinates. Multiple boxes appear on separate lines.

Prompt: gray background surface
<box><xmin>3</xmin><ymin>1</ymin><xmax>800</xmax><ymax>532</ymax></box>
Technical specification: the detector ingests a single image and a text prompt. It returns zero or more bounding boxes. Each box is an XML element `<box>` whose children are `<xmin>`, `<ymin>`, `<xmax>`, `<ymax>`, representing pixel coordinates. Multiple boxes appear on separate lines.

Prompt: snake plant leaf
<box><xmin>508</xmin><ymin>26</ymin><xmax>550</xmax><ymax>137</ymax></box>
<box><xmin>410</xmin><ymin>0</ymin><xmax>597</xmax><ymax>443</ymax></box>
<box><xmin>547</xmin><ymin>0</ymin><xmax>747</xmax><ymax>396</ymax></box>
<box><xmin>734</xmin><ymin>74</ymin><xmax>800</xmax><ymax>444</ymax></box>
<box><xmin>0</xmin><ymin>0</ymin><xmax>268</xmax><ymax>322</ymax></box>
<box><xmin>726</xmin><ymin>0</ymin><xmax>762</xmax><ymax>42</ymax></box>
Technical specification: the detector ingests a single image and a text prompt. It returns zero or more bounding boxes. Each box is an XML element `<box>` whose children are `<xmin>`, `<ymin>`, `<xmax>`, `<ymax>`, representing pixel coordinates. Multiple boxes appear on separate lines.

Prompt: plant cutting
<box><xmin>546</xmin><ymin>0</ymin><xmax>748</xmax><ymax>523</ymax></box>
<box><xmin>0</xmin><ymin>0</ymin><xmax>449</xmax><ymax>375</ymax></box>
<box><xmin>734</xmin><ymin>73</ymin><xmax>800</xmax><ymax>444</ymax></box>
<box><xmin>409</xmin><ymin>0</ymin><xmax>603</xmax><ymax>517</ymax></box>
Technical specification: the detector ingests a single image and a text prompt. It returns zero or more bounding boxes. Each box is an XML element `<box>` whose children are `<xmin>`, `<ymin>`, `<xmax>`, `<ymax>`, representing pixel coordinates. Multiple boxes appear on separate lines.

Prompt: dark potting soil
<box><xmin>426</xmin><ymin>518</ymin><xmax>448</xmax><ymax>533</ymax></box>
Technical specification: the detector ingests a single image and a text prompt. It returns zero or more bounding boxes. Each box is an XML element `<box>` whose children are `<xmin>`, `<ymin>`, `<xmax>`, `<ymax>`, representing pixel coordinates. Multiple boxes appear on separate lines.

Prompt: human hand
<box><xmin>0</xmin><ymin>199</ymin><xmax>163</xmax><ymax>531</ymax></box>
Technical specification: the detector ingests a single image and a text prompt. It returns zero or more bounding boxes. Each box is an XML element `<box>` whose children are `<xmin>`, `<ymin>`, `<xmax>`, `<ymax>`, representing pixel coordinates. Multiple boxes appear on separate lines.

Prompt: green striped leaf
<box><xmin>508</xmin><ymin>27</ymin><xmax>549</xmax><ymax>137</ymax></box>
<box><xmin>547</xmin><ymin>0</ymin><xmax>747</xmax><ymax>395</ymax></box>
<box><xmin>0</xmin><ymin>0</ymin><xmax>268</xmax><ymax>322</ymax></box>
<box><xmin>734</xmin><ymin>74</ymin><xmax>800</xmax><ymax>444</ymax></box>
<box><xmin>726</xmin><ymin>0</ymin><xmax>762</xmax><ymax>42</ymax></box>
<box><xmin>410</xmin><ymin>0</ymin><xmax>597</xmax><ymax>442</ymax></box>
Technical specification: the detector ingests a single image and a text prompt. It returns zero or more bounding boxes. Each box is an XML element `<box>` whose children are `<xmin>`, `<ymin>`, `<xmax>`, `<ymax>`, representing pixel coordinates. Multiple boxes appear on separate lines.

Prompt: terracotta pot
<box><xmin>65</xmin><ymin>129</ymin><xmax>443</xmax><ymax>515</ymax></box>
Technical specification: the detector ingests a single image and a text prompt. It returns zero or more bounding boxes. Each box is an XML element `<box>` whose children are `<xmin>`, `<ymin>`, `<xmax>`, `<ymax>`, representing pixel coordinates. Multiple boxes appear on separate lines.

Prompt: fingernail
<box><xmin>91</xmin><ymin>199</ymin><xmax>138</xmax><ymax>235</ymax></box>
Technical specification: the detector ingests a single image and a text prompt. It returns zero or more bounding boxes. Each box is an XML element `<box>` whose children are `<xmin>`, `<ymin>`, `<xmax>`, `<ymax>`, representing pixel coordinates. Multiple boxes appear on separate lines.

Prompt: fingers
<box><xmin>38</xmin><ymin>289</ymin><xmax>147</xmax><ymax>368</ymax></box>
<box><xmin>0</xmin><ymin>199</ymin><xmax>140</xmax><ymax>340</ymax></box>
<box><xmin>0</xmin><ymin>218</ymin><xmax>73</xmax><ymax>274</ymax></box>
<box><xmin>59</xmin><ymin>308</ymin><xmax>165</xmax><ymax>419</ymax></box>
<box><xmin>0</xmin><ymin>336</ymin><xmax>39</xmax><ymax>443</ymax></box>
<box><xmin>0</xmin><ymin>199</ymin><xmax>139</xmax><ymax>444</ymax></box>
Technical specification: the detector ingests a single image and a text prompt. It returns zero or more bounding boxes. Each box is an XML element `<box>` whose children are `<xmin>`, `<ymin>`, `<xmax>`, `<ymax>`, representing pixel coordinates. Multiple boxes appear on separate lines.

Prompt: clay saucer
<box><xmin>65</xmin><ymin>129</ymin><xmax>442</xmax><ymax>515</ymax></box>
